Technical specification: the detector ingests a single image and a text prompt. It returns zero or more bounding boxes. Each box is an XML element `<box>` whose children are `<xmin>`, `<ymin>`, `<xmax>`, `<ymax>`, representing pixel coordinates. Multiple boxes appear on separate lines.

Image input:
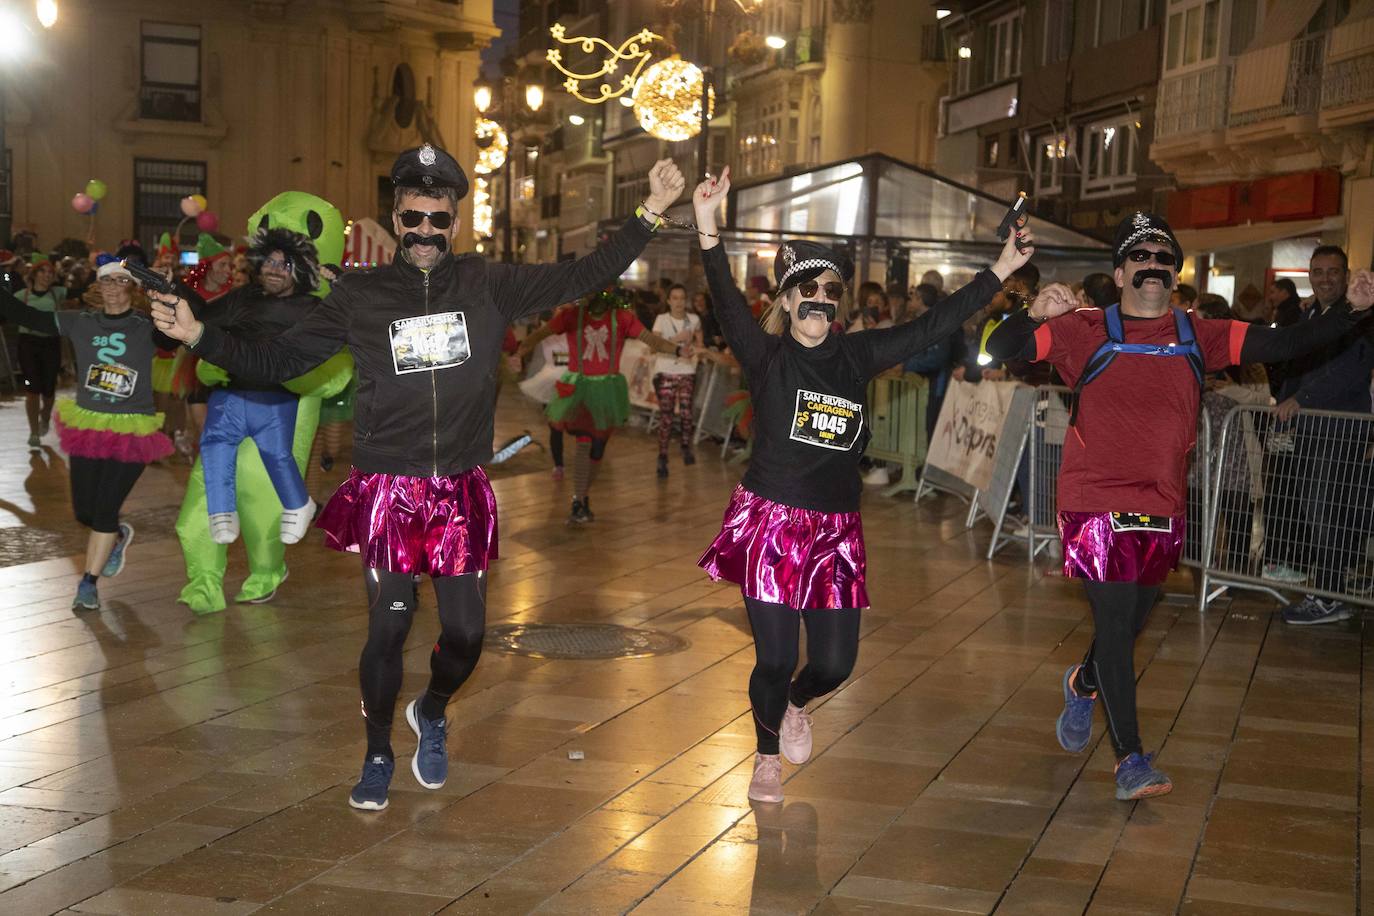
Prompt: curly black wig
<box><xmin>247</xmin><ymin>226</ymin><xmax>320</xmax><ymax>294</ymax></box>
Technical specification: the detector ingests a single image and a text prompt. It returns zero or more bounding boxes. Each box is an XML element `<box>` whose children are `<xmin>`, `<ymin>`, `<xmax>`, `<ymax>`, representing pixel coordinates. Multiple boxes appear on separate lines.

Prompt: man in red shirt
<box><xmin>520</xmin><ymin>290</ymin><xmax>687</xmax><ymax>523</ymax></box>
<box><xmin>988</xmin><ymin>212</ymin><xmax>1374</xmax><ymax>801</ymax></box>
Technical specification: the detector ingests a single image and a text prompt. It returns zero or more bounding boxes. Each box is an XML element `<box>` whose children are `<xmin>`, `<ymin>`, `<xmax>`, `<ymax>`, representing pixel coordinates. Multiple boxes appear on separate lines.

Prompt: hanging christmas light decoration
<box><xmin>632</xmin><ymin>56</ymin><xmax>714</xmax><ymax>142</ymax></box>
<box><xmin>473</xmin><ymin>117</ymin><xmax>508</xmax><ymax>174</ymax></box>
<box><xmin>546</xmin><ymin>22</ymin><xmax>662</xmax><ymax>104</ymax></box>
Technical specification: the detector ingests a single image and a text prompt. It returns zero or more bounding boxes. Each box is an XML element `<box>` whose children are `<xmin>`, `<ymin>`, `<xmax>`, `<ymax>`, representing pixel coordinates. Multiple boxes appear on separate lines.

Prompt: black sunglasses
<box><xmin>398</xmin><ymin>209</ymin><xmax>454</xmax><ymax>230</ymax></box>
<box><xmin>798</xmin><ymin>279</ymin><xmax>845</xmax><ymax>300</ymax></box>
<box><xmin>1127</xmin><ymin>248</ymin><xmax>1177</xmax><ymax>267</ymax></box>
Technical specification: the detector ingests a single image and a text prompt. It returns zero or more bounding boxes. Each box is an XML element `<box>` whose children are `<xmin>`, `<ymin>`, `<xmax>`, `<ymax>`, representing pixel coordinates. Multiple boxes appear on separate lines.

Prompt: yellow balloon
<box><xmin>191</xmin><ymin>194</ymin><xmax>208</xmax><ymax>210</ymax></box>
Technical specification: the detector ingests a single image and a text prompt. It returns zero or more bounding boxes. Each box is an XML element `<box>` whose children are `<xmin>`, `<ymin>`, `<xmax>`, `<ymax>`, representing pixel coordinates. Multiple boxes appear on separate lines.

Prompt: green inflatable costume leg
<box><xmin>176</xmin><ymin>396</ymin><xmax>323</xmax><ymax>614</ymax></box>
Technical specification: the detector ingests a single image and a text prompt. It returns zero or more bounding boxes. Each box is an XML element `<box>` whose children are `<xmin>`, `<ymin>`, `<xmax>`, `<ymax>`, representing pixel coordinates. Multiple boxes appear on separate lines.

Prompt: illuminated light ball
<box><xmin>196</xmin><ymin>211</ymin><xmax>219</xmax><ymax>233</ymax></box>
<box><xmin>71</xmin><ymin>192</ymin><xmax>94</xmax><ymax>213</ymax></box>
<box><xmin>85</xmin><ymin>179</ymin><xmax>107</xmax><ymax>201</ymax></box>
<box><xmin>632</xmin><ymin>56</ymin><xmax>714</xmax><ymax>142</ymax></box>
<box><xmin>473</xmin><ymin>118</ymin><xmax>508</xmax><ymax>174</ymax></box>
<box><xmin>36</xmin><ymin>0</ymin><xmax>58</xmax><ymax>29</ymax></box>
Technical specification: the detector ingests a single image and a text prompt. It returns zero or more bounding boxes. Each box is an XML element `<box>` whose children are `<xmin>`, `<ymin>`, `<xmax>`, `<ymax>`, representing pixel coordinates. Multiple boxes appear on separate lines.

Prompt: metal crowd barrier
<box><xmin>1198</xmin><ymin>403</ymin><xmax>1374</xmax><ymax>612</ymax></box>
<box><xmin>692</xmin><ymin>358</ymin><xmax>744</xmax><ymax>460</ymax></box>
<box><xmin>862</xmin><ymin>372</ymin><xmax>929</xmax><ymax>497</ymax></box>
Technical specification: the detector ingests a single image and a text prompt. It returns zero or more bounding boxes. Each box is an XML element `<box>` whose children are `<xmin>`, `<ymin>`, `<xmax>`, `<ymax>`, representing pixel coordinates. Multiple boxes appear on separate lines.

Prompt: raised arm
<box><xmin>0</xmin><ymin>287</ymin><xmax>60</xmax><ymax>336</ymax></box>
<box><xmin>693</xmin><ymin>168</ymin><xmax>771</xmax><ymax>373</ymax></box>
<box><xmin>490</xmin><ymin>159</ymin><xmax>686</xmax><ymax>322</ymax></box>
<box><xmin>849</xmin><ymin>225</ymin><xmax>1037</xmax><ymax>375</ymax></box>
<box><xmin>149</xmin><ymin>283</ymin><xmax>350</xmax><ymax>385</ymax></box>
<box><xmin>1240</xmin><ymin>275</ymin><xmax>1372</xmax><ymax>365</ymax></box>
<box><xmin>985</xmin><ymin>282</ymin><xmax>1081</xmax><ymax>361</ymax></box>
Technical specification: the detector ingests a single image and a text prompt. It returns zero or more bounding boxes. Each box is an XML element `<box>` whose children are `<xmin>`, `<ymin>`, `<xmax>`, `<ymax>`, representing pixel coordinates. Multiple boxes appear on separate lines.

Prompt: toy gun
<box><xmin>122</xmin><ymin>260</ymin><xmax>176</xmax><ymax>295</ymax></box>
<box><xmin>997</xmin><ymin>192</ymin><xmax>1030</xmax><ymax>253</ymax></box>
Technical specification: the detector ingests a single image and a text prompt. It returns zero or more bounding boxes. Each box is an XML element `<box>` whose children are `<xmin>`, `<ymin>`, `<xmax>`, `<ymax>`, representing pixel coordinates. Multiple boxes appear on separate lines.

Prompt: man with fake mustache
<box><xmin>986</xmin><ymin>211</ymin><xmax>1374</xmax><ymax>802</ymax></box>
<box><xmin>149</xmin><ymin>143</ymin><xmax>686</xmax><ymax>811</ymax></box>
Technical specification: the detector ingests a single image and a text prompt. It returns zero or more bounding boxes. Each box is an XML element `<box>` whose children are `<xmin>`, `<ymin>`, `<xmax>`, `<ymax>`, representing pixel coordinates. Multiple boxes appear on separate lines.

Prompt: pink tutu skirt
<box><xmin>316</xmin><ymin>467</ymin><xmax>498</xmax><ymax>576</ymax></box>
<box><xmin>1059</xmin><ymin>511</ymin><xmax>1184</xmax><ymax>586</ymax></box>
<box><xmin>52</xmin><ymin>401</ymin><xmax>174</xmax><ymax>464</ymax></box>
<box><xmin>699</xmin><ymin>485</ymin><xmax>868</xmax><ymax>610</ymax></box>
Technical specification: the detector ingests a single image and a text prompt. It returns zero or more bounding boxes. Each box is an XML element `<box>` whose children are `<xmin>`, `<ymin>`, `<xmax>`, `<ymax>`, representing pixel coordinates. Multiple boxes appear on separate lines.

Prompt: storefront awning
<box><xmin>727</xmin><ymin>153</ymin><xmax>1109</xmax><ymax>254</ymax></box>
<box><xmin>1174</xmin><ymin>216</ymin><xmax>1342</xmax><ymax>256</ymax></box>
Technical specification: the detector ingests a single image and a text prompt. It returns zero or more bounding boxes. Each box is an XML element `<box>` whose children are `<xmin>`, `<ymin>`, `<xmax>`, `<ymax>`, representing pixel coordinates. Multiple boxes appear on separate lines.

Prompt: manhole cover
<box><xmin>485</xmin><ymin>623</ymin><xmax>689</xmax><ymax>659</ymax></box>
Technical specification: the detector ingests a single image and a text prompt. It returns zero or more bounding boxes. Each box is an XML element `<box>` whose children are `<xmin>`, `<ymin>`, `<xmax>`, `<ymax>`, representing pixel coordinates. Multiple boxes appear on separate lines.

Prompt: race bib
<box><xmin>1109</xmin><ymin>512</ymin><xmax>1173</xmax><ymax>533</ymax></box>
<box><xmin>390</xmin><ymin>312</ymin><xmax>470</xmax><ymax>374</ymax></box>
<box><xmin>84</xmin><ymin>363</ymin><xmax>137</xmax><ymax>400</ymax></box>
<box><xmin>789</xmin><ymin>388</ymin><xmax>864</xmax><ymax>451</ymax></box>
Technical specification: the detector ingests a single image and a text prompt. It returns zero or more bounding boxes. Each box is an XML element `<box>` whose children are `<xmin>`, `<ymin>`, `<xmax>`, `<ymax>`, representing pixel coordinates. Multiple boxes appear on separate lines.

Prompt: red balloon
<box><xmin>72</xmin><ymin>192</ymin><xmax>94</xmax><ymax>214</ymax></box>
<box><xmin>196</xmin><ymin>211</ymin><xmax>219</xmax><ymax>232</ymax></box>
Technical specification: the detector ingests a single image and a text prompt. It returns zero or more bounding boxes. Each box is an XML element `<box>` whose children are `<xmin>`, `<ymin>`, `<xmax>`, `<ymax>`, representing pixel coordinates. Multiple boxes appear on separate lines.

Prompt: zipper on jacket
<box><xmin>425</xmin><ymin>271</ymin><xmax>437</xmax><ymax>476</ymax></box>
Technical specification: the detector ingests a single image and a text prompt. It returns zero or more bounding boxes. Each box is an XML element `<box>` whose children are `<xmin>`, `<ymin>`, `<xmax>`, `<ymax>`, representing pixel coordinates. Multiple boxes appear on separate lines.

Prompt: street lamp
<box><xmin>765</xmin><ymin>35</ymin><xmax>787</xmax><ymax>49</ymax></box>
<box><xmin>478</xmin><ymin>74</ymin><xmax>546</xmax><ymax>262</ymax></box>
<box><xmin>473</xmin><ymin>84</ymin><xmax>492</xmax><ymax>115</ymax></box>
<box><xmin>524</xmin><ymin>84</ymin><xmax>544</xmax><ymax>113</ymax></box>
<box><xmin>35</xmin><ymin>1</ymin><xmax>58</xmax><ymax>29</ymax></box>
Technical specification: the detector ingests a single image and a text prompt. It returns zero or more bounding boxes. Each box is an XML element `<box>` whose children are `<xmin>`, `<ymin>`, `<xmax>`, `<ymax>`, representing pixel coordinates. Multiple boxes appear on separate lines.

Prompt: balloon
<box><xmin>180</xmin><ymin>195</ymin><xmax>204</xmax><ymax>218</ymax></box>
<box><xmin>85</xmin><ymin>179</ymin><xmax>107</xmax><ymax>201</ymax></box>
<box><xmin>196</xmin><ymin>211</ymin><xmax>219</xmax><ymax>233</ymax></box>
<box><xmin>192</xmin><ymin>194</ymin><xmax>208</xmax><ymax>210</ymax></box>
<box><xmin>72</xmin><ymin>193</ymin><xmax>94</xmax><ymax>214</ymax></box>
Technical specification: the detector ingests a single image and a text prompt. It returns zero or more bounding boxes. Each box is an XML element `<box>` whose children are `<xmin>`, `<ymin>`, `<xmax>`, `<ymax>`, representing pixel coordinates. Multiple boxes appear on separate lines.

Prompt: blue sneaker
<box><xmin>1056</xmin><ymin>664</ymin><xmax>1096</xmax><ymax>753</ymax></box>
<box><xmin>101</xmin><ymin>523</ymin><xmax>134</xmax><ymax>578</ymax></box>
<box><xmin>1115</xmin><ymin>752</ymin><xmax>1173</xmax><ymax>800</ymax></box>
<box><xmin>348</xmin><ymin>754</ymin><xmax>394</xmax><ymax>810</ymax></box>
<box><xmin>406</xmin><ymin>696</ymin><xmax>448</xmax><ymax>789</ymax></box>
<box><xmin>72</xmin><ymin>579</ymin><xmax>99</xmax><ymax>611</ymax></box>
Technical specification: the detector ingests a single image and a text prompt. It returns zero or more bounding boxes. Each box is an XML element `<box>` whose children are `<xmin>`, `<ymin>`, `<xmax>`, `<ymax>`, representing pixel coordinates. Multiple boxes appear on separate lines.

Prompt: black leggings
<box><xmin>745</xmin><ymin>596</ymin><xmax>861</xmax><ymax>755</ymax></box>
<box><xmin>1075</xmin><ymin>581</ymin><xmax>1160</xmax><ymax>760</ymax></box>
<box><xmin>549</xmin><ymin>425</ymin><xmax>563</xmax><ymax>468</ymax></box>
<box><xmin>359</xmin><ymin>568</ymin><xmax>487</xmax><ymax>758</ymax></box>
<box><xmin>17</xmin><ymin>334</ymin><xmax>61</xmax><ymax>398</ymax></box>
<box><xmin>69</xmin><ymin>456</ymin><xmax>145</xmax><ymax>533</ymax></box>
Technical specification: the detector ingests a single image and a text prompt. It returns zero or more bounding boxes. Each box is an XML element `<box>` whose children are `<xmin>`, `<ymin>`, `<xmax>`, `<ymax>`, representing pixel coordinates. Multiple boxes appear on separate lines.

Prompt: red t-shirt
<box><xmin>1034</xmin><ymin>308</ymin><xmax>1248</xmax><ymax>516</ymax></box>
<box><xmin>547</xmin><ymin>307</ymin><xmax>646</xmax><ymax>376</ymax></box>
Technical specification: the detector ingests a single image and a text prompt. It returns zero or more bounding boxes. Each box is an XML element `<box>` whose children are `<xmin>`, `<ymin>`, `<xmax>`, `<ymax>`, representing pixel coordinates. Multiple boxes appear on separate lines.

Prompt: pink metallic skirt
<box><xmin>315</xmin><ymin>467</ymin><xmax>499</xmax><ymax>576</ymax></box>
<box><xmin>699</xmin><ymin>485</ymin><xmax>868</xmax><ymax>610</ymax></box>
<box><xmin>1059</xmin><ymin>511</ymin><xmax>1184</xmax><ymax>586</ymax></box>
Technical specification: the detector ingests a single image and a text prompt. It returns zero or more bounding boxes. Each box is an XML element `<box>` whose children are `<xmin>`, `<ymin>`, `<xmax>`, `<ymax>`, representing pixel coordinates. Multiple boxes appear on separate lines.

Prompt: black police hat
<box><xmin>773</xmin><ymin>240</ymin><xmax>854</xmax><ymax>293</ymax></box>
<box><xmin>391</xmin><ymin>144</ymin><xmax>470</xmax><ymax>200</ymax></box>
<box><xmin>1113</xmin><ymin>211</ymin><xmax>1183</xmax><ymax>268</ymax></box>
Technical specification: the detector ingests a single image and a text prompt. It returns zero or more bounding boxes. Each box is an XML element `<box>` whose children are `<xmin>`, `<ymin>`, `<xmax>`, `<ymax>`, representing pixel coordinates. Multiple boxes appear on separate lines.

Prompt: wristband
<box><xmin>636</xmin><ymin>204</ymin><xmax>663</xmax><ymax>231</ymax></box>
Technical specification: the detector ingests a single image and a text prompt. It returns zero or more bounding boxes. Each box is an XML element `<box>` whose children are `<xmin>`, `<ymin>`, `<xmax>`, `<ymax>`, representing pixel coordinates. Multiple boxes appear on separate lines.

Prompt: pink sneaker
<box><xmin>551</xmin><ymin>466</ymin><xmax>564</xmax><ymax>481</ymax></box>
<box><xmin>747</xmin><ymin>753</ymin><xmax>783</xmax><ymax>803</ymax></box>
<box><xmin>780</xmin><ymin>703</ymin><xmax>813</xmax><ymax>764</ymax></box>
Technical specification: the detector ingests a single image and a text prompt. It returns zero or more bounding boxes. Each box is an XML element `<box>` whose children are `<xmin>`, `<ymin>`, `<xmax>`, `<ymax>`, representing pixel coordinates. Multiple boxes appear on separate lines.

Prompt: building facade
<box><xmin>1150</xmin><ymin>0</ymin><xmax>1374</xmax><ymax>293</ymax></box>
<box><xmin>936</xmin><ymin>0</ymin><xmax>1172</xmax><ymax>243</ymax></box>
<box><xmin>3</xmin><ymin>0</ymin><xmax>498</xmax><ymax>255</ymax></box>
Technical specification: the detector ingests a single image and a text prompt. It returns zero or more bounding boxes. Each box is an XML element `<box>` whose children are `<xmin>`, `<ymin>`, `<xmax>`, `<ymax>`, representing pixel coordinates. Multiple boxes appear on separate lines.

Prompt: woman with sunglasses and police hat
<box><xmin>688</xmin><ymin>167</ymin><xmax>1036</xmax><ymax>804</ymax></box>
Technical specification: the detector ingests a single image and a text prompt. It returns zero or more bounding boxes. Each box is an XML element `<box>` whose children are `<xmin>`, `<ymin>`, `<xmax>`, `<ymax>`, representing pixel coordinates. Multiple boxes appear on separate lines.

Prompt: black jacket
<box><xmin>193</xmin><ymin>216</ymin><xmax>656</xmax><ymax>476</ymax></box>
<box><xmin>187</xmin><ymin>284</ymin><xmax>322</xmax><ymax>392</ymax></box>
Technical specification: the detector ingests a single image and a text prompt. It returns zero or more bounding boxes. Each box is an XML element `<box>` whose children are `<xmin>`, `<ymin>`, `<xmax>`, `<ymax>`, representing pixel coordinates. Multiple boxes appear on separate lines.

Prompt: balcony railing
<box><xmin>1323</xmin><ymin>48</ymin><xmax>1374</xmax><ymax>110</ymax></box>
<box><xmin>1229</xmin><ymin>35</ymin><xmax>1325</xmax><ymax>128</ymax></box>
<box><xmin>1154</xmin><ymin>63</ymin><xmax>1231</xmax><ymax>140</ymax></box>
<box><xmin>794</xmin><ymin>27</ymin><xmax>823</xmax><ymax>67</ymax></box>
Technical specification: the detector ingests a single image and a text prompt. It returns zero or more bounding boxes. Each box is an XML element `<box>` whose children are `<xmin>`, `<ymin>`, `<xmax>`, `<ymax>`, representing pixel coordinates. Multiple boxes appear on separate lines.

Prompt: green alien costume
<box><xmin>177</xmin><ymin>192</ymin><xmax>354</xmax><ymax>614</ymax></box>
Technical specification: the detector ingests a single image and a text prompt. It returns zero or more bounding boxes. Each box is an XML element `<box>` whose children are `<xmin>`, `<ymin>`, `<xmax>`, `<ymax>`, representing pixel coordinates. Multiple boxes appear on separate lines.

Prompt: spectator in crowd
<box><xmin>1269</xmin><ymin>277</ymin><xmax>1304</xmax><ymax>327</ymax></box>
<box><xmin>919</xmin><ymin>269</ymin><xmax>945</xmax><ymax>299</ymax></box>
<box><xmin>1271</xmin><ymin>245</ymin><xmax>1374</xmax><ymax>625</ymax></box>
<box><xmin>1169</xmin><ymin>283</ymin><xmax>1198</xmax><ymax>310</ymax></box>
<box><xmin>975</xmin><ymin>263</ymin><xmax>1039</xmax><ymax>382</ymax></box>
<box><xmin>693</xmin><ymin>289</ymin><xmax>724</xmax><ymax>350</ymax></box>
<box><xmin>1082</xmin><ymin>272</ymin><xmax>1119</xmax><ymax>310</ymax></box>
<box><xmin>1234</xmin><ymin>283</ymin><xmax>1270</xmax><ymax>324</ymax></box>
<box><xmin>887</xmin><ymin>285</ymin><xmax>910</xmax><ymax>324</ymax></box>
<box><xmin>903</xmin><ymin>282</ymin><xmax>957</xmax><ymax>440</ymax></box>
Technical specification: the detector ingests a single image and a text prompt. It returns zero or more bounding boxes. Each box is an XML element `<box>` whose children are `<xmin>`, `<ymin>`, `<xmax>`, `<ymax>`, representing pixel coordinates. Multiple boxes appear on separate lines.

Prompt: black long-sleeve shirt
<box><xmin>193</xmin><ymin>215</ymin><xmax>656</xmax><ymax>477</ymax></box>
<box><xmin>704</xmin><ymin>243</ymin><xmax>1000</xmax><ymax>513</ymax></box>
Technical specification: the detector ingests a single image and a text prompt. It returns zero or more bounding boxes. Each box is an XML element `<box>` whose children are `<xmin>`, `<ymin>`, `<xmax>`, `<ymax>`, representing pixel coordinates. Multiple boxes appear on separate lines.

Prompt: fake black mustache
<box><xmin>403</xmin><ymin>232</ymin><xmax>448</xmax><ymax>251</ymax></box>
<box><xmin>1132</xmin><ymin>269</ymin><xmax>1174</xmax><ymax>289</ymax></box>
<box><xmin>796</xmin><ymin>300</ymin><xmax>836</xmax><ymax>322</ymax></box>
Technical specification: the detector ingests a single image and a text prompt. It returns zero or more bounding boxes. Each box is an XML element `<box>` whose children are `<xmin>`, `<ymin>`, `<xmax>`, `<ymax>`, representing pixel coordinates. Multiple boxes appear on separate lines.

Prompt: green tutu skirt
<box><xmin>546</xmin><ymin>372</ymin><xmax>629</xmax><ymax>436</ymax></box>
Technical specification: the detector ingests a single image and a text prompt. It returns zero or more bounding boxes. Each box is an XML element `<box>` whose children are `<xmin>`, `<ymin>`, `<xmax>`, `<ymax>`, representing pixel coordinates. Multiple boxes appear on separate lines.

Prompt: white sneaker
<box><xmin>780</xmin><ymin>703</ymin><xmax>813</xmax><ymax>765</ymax></box>
<box><xmin>209</xmin><ymin>512</ymin><xmax>240</xmax><ymax>544</ymax></box>
<box><xmin>280</xmin><ymin>498</ymin><xmax>317</xmax><ymax>544</ymax></box>
<box><xmin>862</xmin><ymin>466</ymin><xmax>890</xmax><ymax>486</ymax></box>
<box><xmin>747</xmin><ymin>753</ymin><xmax>783</xmax><ymax>804</ymax></box>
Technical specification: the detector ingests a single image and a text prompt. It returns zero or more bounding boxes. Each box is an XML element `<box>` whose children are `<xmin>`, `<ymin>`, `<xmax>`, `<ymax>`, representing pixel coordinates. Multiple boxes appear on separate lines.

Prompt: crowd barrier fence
<box><xmin>863</xmin><ymin>372</ymin><xmax>930</xmax><ymax>498</ymax></box>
